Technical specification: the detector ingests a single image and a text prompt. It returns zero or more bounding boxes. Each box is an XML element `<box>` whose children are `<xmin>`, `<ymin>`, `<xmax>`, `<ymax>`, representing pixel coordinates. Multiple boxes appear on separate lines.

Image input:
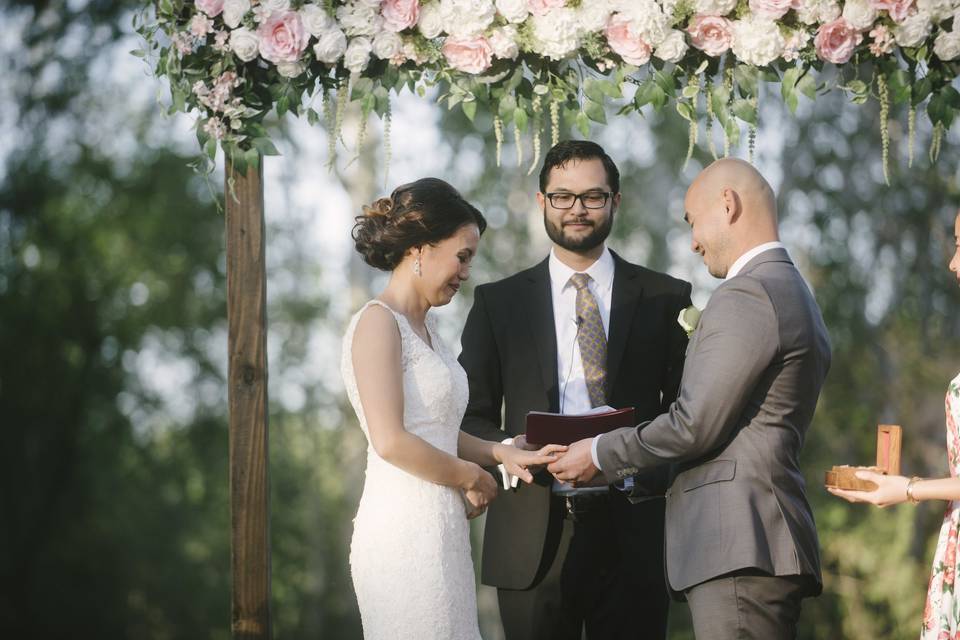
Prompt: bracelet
<box><xmin>906</xmin><ymin>476</ymin><xmax>923</xmax><ymax>504</ymax></box>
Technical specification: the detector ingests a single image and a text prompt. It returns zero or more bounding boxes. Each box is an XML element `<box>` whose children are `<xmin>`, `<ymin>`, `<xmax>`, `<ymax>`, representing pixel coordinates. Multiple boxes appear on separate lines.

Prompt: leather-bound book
<box><xmin>525</xmin><ymin>407</ymin><xmax>636</xmax><ymax>446</ymax></box>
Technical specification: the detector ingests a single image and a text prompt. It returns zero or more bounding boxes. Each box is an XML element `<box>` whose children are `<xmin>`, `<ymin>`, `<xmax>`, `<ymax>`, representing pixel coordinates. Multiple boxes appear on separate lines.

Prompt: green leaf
<box><xmin>598</xmin><ymin>79</ymin><xmax>622</xmax><ymax>99</ymax></box>
<box><xmin>650</xmin><ymin>85</ymin><xmax>668</xmax><ymax>111</ymax></box>
<box><xmin>913</xmin><ymin>77</ymin><xmax>933</xmax><ymax>106</ymax></box>
<box><xmin>253</xmin><ymin>138</ymin><xmax>280</xmax><ymax>156</ymax></box>
<box><xmin>584</xmin><ymin>78</ymin><xmax>605</xmax><ymax>104</ymax></box>
<box><xmin>681</xmin><ymin>84</ymin><xmax>699</xmax><ymax>99</ymax></box>
<box><xmin>462</xmin><ymin>100</ymin><xmax>477</xmax><ymax>122</ymax></box>
<box><xmin>634</xmin><ymin>80</ymin><xmax>657</xmax><ymax>108</ymax></box>
<box><xmin>244</xmin><ymin>148</ymin><xmax>261</xmax><ymax>170</ymax></box>
<box><xmin>514</xmin><ymin>106</ymin><xmax>529</xmax><ymax>132</ymax></box>
<box><xmin>498</xmin><ymin>94</ymin><xmax>517</xmax><ymax>123</ymax></box>
<box><xmin>307</xmin><ymin>108</ymin><xmax>319</xmax><ymax>126</ymax></box>
<box><xmin>576</xmin><ymin>111</ymin><xmax>590</xmax><ymax>137</ymax></box>
<box><xmin>204</xmin><ymin>137</ymin><xmax>218</xmax><ymax>161</ymax></box>
<box><xmin>781</xmin><ymin>68</ymin><xmax>800</xmax><ymax>114</ymax></box>
<box><xmin>276</xmin><ymin>95</ymin><xmax>290</xmax><ymax>117</ymax></box>
<box><xmin>653</xmin><ymin>70</ymin><xmax>676</xmax><ymax>96</ymax></box>
<box><xmin>351</xmin><ymin>77</ymin><xmax>374</xmax><ymax>100</ymax></box>
<box><xmin>724</xmin><ymin>118</ymin><xmax>741</xmax><ymax>148</ymax></box>
<box><xmin>734</xmin><ymin>64</ymin><xmax>759</xmax><ymax>98</ymax></box>
<box><xmin>797</xmin><ymin>74</ymin><xmax>816</xmax><ymax>101</ymax></box>
<box><xmin>130</xmin><ymin>49</ymin><xmax>146</xmax><ymax>58</ymax></box>
<box><xmin>731</xmin><ymin>98</ymin><xmax>756</xmax><ymax>124</ymax></box>
<box><xmin>676</xmin><ymin>101</ymin><xmax>695</xmax><ymax>121</ymax></box>
<box><xmin>888</xmin><ymin>69</ymin><xmax>911</xmax><ymax>104</ymax></box>
<box><xmin>584</xmin><ymin>99</ymin><xmax>606</xmax><ymax>124</ymax></box>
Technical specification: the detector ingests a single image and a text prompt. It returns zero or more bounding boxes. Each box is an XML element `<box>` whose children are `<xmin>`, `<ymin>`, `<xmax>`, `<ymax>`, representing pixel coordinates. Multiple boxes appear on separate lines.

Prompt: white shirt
<box><xmin>549</xmin><ymin>246</ymin><xmax>614</xmax><ymax>416</ymax></box>
<box><xmin>589</xmin><ymin>241</ymin><xmax>787</xmax><ymax>471</ymax></box>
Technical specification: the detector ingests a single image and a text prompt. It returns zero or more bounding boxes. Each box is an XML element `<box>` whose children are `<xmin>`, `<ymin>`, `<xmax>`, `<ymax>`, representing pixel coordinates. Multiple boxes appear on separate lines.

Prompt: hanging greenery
<box><xmin>135</xmin><ymin>0</ymin><xmax>960</xmax><ymax>181</ymax></box>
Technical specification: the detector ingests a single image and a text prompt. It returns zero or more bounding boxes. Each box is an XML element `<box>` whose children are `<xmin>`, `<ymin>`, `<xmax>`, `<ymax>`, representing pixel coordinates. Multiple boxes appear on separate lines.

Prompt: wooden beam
<box><xmin>225</xmin><ymin>157</ymin><xmax>272</xmax><ymax>640</ymax></box>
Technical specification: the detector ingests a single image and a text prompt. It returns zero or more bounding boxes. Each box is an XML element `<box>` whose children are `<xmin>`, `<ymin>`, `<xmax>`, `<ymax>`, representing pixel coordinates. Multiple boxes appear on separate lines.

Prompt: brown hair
<box><xmin>352</xmin><ymin>178</ymin><xmax>487</xmax><ymax>271</ymax></box>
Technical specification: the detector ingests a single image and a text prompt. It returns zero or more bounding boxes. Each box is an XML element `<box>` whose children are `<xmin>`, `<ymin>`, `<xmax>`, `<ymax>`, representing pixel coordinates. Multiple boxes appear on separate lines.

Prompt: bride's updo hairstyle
<box><xmin>352</xmin><ymin>177</ymin><xmax>487</xmax><ymax>271</ymax></box>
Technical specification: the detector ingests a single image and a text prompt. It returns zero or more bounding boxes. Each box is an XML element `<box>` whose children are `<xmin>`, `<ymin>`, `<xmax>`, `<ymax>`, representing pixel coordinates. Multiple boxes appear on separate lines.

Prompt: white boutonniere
<box><xmin>677</xmin><ymin>305</ymin><xmax>702</xmax><ymax>338</ymax></box>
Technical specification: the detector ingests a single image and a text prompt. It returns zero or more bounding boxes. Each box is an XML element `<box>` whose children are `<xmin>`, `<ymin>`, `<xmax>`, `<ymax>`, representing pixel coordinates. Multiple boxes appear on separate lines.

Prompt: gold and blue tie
<box><xmin>569</xmin><ymin>273</ymin><xmax>607</xmax><ymax>407</ymax></box>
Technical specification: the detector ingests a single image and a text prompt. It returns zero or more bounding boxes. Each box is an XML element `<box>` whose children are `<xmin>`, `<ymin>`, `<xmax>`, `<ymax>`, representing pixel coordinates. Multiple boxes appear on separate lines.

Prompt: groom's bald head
<box><xmin>683</xmin><ymin>159</ymin><xmax>780</xmax><ymax>278</ymax></box>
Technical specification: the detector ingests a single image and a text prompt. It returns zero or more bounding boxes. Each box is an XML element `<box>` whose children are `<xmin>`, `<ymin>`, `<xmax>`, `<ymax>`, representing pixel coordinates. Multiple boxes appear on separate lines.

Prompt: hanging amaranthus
<box><xmin>383</xmin><ymin>94</ymin><xmax>392</xmax><ymax>187</ymax></box>
<box><xmin>514</xmin><ymin>121</ymin><xmax>523</xmax><ymax>167</ymax></box>
<box><xmin>494</xmin><ymin>116</ymin><xmax>504</xmax><ymax>167</ymax></box>
<box><xmin>683</xmin><ymin>76</ymin><xmax>699</xmax><ymax>171</ymax></box>
<box><xmin>748</xmin><ymin>96</ymin><xmax>758</xmax><ymax>164</ymax></box>
<box><xmin>877</xmin><ymin>72</ymin><xmax>890</xmax><ymax>185</ymax></box>
<box><xmin>908</xmin><ymin>102</ymin><xmax>916</xmax><ymax>169</ymax></box>
<box><xmin>705</xmin><ymin>76</ymin><xmax>718</xmax><ymax>160</ymax></box>
<box><xmin>528</xmin><ymin>95</ymin><xmax>542</xmax><ymax>176</ymax></box>
<box><xmin>931</xmin><ymin>121</ymin><xmax>944</xmax><ymax>162</ymax></box>
<box><xmin>550</xmin><ymin>100</ymin><xmax>560</xmax><ymax>148</ymax></box>
<box><xmin>723</xmin><ymin>68</ymin><xmax>733</xmax><ymax>158</ymax></box>
<box><xmin>331</xmin><ymin>79</ymin><xmax>348</xmax><ymax>168</ymax></box>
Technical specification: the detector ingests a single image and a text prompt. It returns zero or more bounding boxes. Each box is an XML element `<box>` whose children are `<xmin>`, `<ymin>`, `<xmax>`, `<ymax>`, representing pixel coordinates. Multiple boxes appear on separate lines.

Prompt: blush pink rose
<box><xmin>442</xmin><ymin>35</ymin><xmax>494</xmax><ymax>73</ymax></box>
<box><xmin>605</xmin><ymin>14</ymin><xmax>652</xmax><ymax>65</ymax></box>
<box><xmin>528</xmin><ymin>0</ymin><xmax>566</xmax><ymax>16</ymax></box>
<box><xmin>381</xmin><ymin>0</ymin><xmax>420</xmax><ymax>32</ymax></box>
<box><xmin>257</xmin><ymin>10</ymin><xmax>308</xmax><ymax>63</ymax></box>
<box><xmin>687</xmin><ymin>15</ymin><xmax>734</xmax><ymax>56</ymax></box>
<box><xmin>196</xmin><ymin>0</ymin><xmax>225</xmax><ymax>17</ymax></box>
<box><xmin>870</xmin><ymin>0</ymin><xmax>915</xmax><ymax>22</ymax></box>
<box><xmin>814</xmin><ymin>17</ymin><xmax>863</xmax><ymax>63</ymax></box>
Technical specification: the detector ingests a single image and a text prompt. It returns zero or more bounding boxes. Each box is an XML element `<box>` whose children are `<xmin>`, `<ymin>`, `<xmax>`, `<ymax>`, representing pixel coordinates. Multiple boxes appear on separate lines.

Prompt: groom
<box><xmin>549</xmin><ymin>158</ymin><xmax>831</xmax><ymax>639</ymax></box>
<box><xmin>459</xmin><ymin>140</ymin><xmax>692</xmax><ymax>639</ymax></box>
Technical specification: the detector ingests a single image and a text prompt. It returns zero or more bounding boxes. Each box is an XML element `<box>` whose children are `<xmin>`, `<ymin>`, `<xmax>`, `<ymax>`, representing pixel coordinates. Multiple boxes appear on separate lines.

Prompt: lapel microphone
<box><xmin>560</xmin><ymin>315</ymin><xmax>584</xmax><ymax>415</ymax></box>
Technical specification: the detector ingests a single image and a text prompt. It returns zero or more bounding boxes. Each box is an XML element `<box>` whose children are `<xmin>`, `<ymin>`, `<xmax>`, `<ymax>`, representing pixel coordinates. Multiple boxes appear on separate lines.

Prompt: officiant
<box><xmin>458</xmin><ymin>140</ymin><xmax>692</xmax><ymax>640</ymax></box>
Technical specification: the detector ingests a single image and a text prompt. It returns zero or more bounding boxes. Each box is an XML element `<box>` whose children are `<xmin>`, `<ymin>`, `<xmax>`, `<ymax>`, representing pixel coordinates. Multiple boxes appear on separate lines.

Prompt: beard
<box><xmin>543</xmin><ymin>210</ymin><xmax>614</xmax><ymax>253</ymax></box>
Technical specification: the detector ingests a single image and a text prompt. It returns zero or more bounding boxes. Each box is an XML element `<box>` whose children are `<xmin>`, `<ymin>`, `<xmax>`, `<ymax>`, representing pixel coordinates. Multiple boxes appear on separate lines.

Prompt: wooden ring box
<box><xmin>824</xmin><ymin>425</ymin><xmax>901</xmax><ymax>491</ymax></box>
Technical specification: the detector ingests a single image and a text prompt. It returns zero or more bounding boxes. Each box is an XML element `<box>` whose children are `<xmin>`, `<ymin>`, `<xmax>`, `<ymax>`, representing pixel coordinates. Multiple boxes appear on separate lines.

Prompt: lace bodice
<box><xmin>341</xmin><ymin>299</ymin><xmax>469</xmax><ymax>457</ymax></box>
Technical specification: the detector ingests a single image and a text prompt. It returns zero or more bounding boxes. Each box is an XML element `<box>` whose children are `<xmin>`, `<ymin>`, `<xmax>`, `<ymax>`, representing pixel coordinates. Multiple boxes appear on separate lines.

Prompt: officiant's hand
<box><xmin>494</xmin><ymin>442</ymin><xmax>567</xmax><ymax>484</ymax></box>
<box><xmin>547</xmin><ymin>437</ymin><xmax>599</xmax><ymax>485</ymax></box>
<box><xmin>462</xmin><ymin>462</ymin><xmax>498</xmax><ymax>519</ymax></box>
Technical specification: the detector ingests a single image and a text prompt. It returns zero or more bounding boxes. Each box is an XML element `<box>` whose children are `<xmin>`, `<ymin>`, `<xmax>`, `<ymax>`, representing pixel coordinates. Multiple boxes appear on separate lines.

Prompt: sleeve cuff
<box><xmin>591</xmin><ymin>434</ymin><xmax>602</xmax><ymax>471</ymax></box>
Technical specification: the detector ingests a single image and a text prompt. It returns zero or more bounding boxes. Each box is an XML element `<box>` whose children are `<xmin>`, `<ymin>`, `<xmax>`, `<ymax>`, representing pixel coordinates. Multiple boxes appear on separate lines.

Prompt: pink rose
<box><xmin>257</xmin><ymin>10</ymin><xmax>308</xmax><ymax>63</ymax></box>
<box><xmin>442</xmin><ymin>35</ymin><xmax>494</xmax><ymax>73</ymax></box>
<box><xmin>687</xmin><ymin>15</ymin><xmax>733</xmax><ymax>56</ymax></box>
<box><xmin>870</xmin><ymin>0</ymin><xmax>914</xmax><ymax>22</ymax></box>
<box><xmin>381</xmin><ymin>0</ymin><xmax>420</xmax><ymax>32</ymax></box>
<box><xmin>814</xmin><ymin>17</ymin><xmax>863</xmax><ymax>64</ymax></box>
<box><xmin>528</xmin><ymin>0</ymin><xmax>565</xmax><ymax>16</ymax></box>
<box><xmin>605</xmin><ymin>14</ymin><xmax>652</xmax><ymax>65</ymax></box>
<box><xmin>749</xmin><ymin>0</ymin><xmax>792</xmax><ymax>18</ymax></box>
<box><xmin>947</xmin><ymin>539</ymin><xmax>957</xmax><ymax>567</ymax></box>
<box><xmin>196</xmin><ymin>0</ymin><xmax>225</xmax><ymax>17</ymax></box>
<box><xmin>946</xmin><ymin>565</ymin><xmax>955</xmax><ymax>588</ymax></box>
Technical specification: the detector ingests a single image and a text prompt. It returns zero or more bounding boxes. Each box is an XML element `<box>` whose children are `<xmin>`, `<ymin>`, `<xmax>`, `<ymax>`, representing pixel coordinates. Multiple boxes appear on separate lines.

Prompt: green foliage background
<box><xmin>2</xmin><ymin>2</ymin><xmax>960</xmax><ymax>639</ymax></box>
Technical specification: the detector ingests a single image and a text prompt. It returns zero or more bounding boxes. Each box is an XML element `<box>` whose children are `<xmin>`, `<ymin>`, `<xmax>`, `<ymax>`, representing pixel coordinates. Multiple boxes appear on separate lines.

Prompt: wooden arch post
<box><xmin>225</xmin><ymin>156</ymin><xmax>272</xmax><ymax>640</ymax></box>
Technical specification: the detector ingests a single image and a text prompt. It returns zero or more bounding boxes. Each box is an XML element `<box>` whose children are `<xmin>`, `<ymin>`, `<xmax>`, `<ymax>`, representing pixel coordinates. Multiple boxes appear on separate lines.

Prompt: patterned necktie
<box><xmin>569</xmin><ymin>273</ymin><xmax>607</xmax><ymax>407</ymax></box>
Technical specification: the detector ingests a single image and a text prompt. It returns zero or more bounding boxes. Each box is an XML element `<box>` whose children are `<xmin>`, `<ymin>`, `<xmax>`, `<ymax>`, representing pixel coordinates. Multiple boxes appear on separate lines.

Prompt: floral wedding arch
<box><xmin>139</xmin><ymin>0</ymin><xmax>960</xmax><ymax>183</ymax></box>
<box><xmin>137</xmin><ymin>2</ymin><xmax>959</xmax><ymax>638</ymax></box>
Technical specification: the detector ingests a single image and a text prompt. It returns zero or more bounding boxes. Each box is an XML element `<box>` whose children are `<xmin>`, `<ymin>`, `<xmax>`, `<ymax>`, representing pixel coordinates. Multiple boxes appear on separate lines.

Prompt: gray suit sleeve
<box><xmin>597</xmin><ymin>276</ymin><xmax>779</xmax><ymax>480</ymax></box>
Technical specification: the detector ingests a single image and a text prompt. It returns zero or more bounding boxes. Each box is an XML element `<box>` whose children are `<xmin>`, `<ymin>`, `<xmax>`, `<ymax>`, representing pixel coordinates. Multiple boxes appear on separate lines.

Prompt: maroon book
<box><xmin>525</xmin><ymin>407</ymin><xmax>636</xmax><ymax>446</ymax></box>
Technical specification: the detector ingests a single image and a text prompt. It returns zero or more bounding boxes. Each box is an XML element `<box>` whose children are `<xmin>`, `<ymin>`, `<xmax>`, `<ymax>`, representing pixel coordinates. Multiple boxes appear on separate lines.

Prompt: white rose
<box><xmin>337</xmin><ymin>2</ymin><xmax>383</xmax><ymax>37</ymax></box>
<box><xmin>223</xmin><ymin>0</ymin><xmax>251</xmax><ymax>28</ymax></box>
<box><xmin>276</xmin><ymin>61</ymin><xmax>305</xmax><ymax>77</ymax></box>
<box><xmin>577</xmin><ymin>0</ymin><xmax>612</xmax><ymax>33</ymax></box>
<box><xmin>300</xmin><ymin>4</ymin><xmax>333</xmax><ymax>36</ymax></box>
<box><xmin>934</xmin><ymin>29</ymin><xmax>960</xmax><ymax>59</ymax></box>
<box><xmin>917</xmin><ymin>0</ymin><xmax>957</xmax><ymax>21</ymax></box>
<box><xmin>654</xmin><ymin>29</ymin><xmax>688</xmax><ymax>62</ymax></box>
<box><xmin>841</xmin><ymin>0</ymin><xmax>878</xmax><ymax>30</ymax></box>
<box><xmin>418</xmin><ymin>2</ymin><xmax>445</xmax><ymax>38</ymax></box>
<box><xmin>695</xmin><ymin>0</ymin><xmax>737</xmax><ymax>15</ymax></box>
<box><xmin>489</xmin><ymin>25</ymin><xmax>520</xmax><ymax>58</ymax></box>
<box><xmin>261</xmin><ymin>0</ymin><xmax>290</xmax><ymax>12</ymax></box>
<box><xmin>731</xmin><ymin>15</ymin><xmax>785</xmax><ymax>65</ymax></box>
<box><xmin>618</xmin><ymin>0</ymin><xmax>670</xmax><ymax>46</ymax></box>
<box><xmin>344</xmin><ymin>36</ymin><xmax>373</xmax><ymax>73</ymax></box>
<box><xmin>230</xmin><ymin>27</ymin><xmax>260</xmax><ymax>61</ymax></box>
<box><xmin>795</xmin><ymin>0</ymin><xmax>840</xmax><ymax>24</ymax></box>
<box><xmin>313</xmin><ymin>27</ymin><xmax>347</xmax><ymax>63</ymax></box>
<box><xmin>895</xmin><ymin>12</ymin><xmax>933</xmax><ymax>47</ymax></box>
<box><xmin>530</xmin><ymin>8</ymin><xmax>580</xmax><ymax>59</ymax></box>
<box><xmin>440</xmin><ymin>0</ymin><xmax>496</xmax><ymax>37</ymax></box>
<box><xmin>495</xmin><ymin>0</ymin><xmax>529</xmax><ymax>23</ymax></box>
<box><xmin>373</xmin><ymin>30</ymin><xmax>404</xmax><ymax>59</ymax></box>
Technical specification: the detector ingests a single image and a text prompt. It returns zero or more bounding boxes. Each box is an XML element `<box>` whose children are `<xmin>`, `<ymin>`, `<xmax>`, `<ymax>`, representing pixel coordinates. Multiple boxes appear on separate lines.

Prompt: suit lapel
<box><xmin>525</xmin><ymin>259</ymin><xmax>560</xmax><ymax>411</ymax></box>
<box><xmin>607</xmin><ymin>251</ymin><xmax>643</xmax><ymax>391</ymax></box>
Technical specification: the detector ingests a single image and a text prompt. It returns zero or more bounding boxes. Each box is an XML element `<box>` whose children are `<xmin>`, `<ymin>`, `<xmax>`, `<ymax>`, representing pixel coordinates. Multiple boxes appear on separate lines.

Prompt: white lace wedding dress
<box><xmin>341</xmin><ymin>300</ymin><xmax>483</xmax><ymax>640</ymax></box>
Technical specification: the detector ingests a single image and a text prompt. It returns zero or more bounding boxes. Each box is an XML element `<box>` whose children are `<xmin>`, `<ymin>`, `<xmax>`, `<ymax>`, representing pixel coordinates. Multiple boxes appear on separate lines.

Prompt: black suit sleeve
<box><xmin>458</xmin><ymin>286</ymin><xmax>508</xmax><ymax>443</ymax></box>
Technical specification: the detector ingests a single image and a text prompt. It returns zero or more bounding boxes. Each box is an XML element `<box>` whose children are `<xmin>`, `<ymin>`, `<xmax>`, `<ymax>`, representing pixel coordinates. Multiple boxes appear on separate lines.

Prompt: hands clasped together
<box><xmin>462</xmin><ymin>436</ymin><xmax>605</xmax><ymax>519</ymax></box>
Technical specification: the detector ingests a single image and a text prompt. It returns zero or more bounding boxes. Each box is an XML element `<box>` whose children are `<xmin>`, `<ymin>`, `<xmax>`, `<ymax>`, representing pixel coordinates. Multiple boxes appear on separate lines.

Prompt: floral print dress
<box><xmin>922</xmin><ymin>373</ymin><xmax>960</xmax><ymax>639</ymax></box>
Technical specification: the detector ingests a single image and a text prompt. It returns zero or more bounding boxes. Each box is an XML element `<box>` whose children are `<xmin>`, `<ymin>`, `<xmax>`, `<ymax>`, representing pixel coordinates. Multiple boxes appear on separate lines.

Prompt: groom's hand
<box><xmin>547</xmin><ymin>438</ymin><xmax>598</xmax><ymax>485</ymax></box>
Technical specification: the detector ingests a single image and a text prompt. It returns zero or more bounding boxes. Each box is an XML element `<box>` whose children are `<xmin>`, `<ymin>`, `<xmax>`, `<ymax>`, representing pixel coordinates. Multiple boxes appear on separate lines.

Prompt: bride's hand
<box><xmin>462</xmin><ymin>462</ymin><xmax>498</xmax><ymax>519</ymax></box>
<box><xmin>494</xmin><ymin>442</ymin><xmax>568</xmax><ymax>484</ymax></box>
<box><xmin>827</xmin><ymin>470</ymin><xmax>910</xmax><ymax>508</ymax></box>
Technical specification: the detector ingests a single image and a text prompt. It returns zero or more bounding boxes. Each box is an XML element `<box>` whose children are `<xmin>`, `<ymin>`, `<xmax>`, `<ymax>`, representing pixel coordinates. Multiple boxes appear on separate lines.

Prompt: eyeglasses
<box><xmin>544</xmin><ymin>191</ymin><xmax>614</xmax><ymax>210</ymax></box>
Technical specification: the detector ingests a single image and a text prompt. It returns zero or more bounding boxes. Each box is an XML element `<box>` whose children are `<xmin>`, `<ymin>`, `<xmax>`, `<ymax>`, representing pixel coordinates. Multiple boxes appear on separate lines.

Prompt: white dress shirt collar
<box><xmin>548</xmin><ymin>245</ymin><xmax>615</xmax><ymax>292</ymax></box>
<box><xmin>726</xmin><ymin>241</ymin><xmax>786</xmax><ymax>280</ymax></box>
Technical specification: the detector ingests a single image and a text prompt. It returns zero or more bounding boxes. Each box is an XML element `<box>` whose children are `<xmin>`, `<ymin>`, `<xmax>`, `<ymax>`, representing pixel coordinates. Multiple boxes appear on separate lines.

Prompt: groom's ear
<box><xmin>611</xmin><ymin>192</ymin><xmax>621</xmax><ymax>213</ymax></box>
<box><xmin>536</xmin><ymin>191</ymin><xmax>546</xmax><ymax>210</ymax></box>
<box><xmin>721</xmin><ymin>187</ymin><xmax>742</xmax><ymax>224</ymax></box>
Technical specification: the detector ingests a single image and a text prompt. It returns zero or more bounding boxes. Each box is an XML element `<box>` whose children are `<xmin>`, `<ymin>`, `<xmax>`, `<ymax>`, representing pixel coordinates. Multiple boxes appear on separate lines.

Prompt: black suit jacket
<box><xmin>459</xmin><ymin>250</ymin><xmax>692</xmax><ymax>589</ymax></box>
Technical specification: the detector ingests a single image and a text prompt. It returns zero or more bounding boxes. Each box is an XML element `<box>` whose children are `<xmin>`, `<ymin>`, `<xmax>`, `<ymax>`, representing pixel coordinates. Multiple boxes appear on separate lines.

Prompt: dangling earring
<box><xmin>413</xmin><ymin>253</ymin><xmax>422</xmax><ymax>277</ymax></box>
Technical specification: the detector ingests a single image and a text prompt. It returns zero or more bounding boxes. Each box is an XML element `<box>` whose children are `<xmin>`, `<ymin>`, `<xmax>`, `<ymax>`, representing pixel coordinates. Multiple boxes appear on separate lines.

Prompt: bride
<box><xmin>341</xmin><ymin>177</ymin><xmax>565</xmax><ymax>640</ymax></box>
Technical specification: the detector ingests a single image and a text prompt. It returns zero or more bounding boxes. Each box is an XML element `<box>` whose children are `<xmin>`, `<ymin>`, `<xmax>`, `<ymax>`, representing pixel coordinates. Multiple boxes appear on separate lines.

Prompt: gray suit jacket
<box><xmin>596</xmin><ymin>248</ymin><xmax>831</xmax><ymax>594</ymax></box>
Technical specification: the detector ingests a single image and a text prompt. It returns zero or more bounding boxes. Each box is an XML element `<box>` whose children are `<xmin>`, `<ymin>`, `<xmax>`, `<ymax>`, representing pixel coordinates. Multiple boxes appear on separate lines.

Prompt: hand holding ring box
<box><xmin>824</xmin><ymin>424</ymin><xmax>902</xmax><ymax>491</ymax></box>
